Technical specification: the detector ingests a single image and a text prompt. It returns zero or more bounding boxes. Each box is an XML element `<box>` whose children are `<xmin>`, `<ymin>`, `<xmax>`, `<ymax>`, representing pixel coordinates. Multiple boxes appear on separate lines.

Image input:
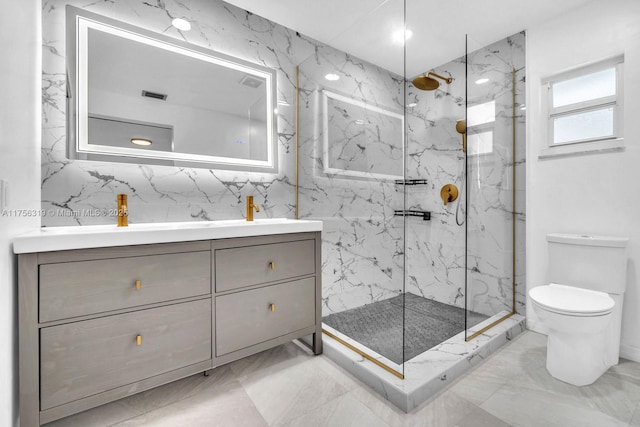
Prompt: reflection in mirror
<box><xmin>67</xmin><ymin>6</ymin><xmax>277</xmax><ymax>171</ymax></box>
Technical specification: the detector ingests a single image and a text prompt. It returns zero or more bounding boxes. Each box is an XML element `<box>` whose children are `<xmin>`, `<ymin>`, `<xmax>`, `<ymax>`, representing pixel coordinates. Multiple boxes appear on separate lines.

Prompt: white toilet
<box><xmin>529</xmin><ymin>233</ymin><xmax>629</xmax><ymax>386</ymax></box>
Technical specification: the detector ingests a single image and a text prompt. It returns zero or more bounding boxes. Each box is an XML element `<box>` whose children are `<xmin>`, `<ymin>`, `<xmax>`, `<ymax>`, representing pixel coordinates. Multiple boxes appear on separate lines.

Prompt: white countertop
<box><xmin>13</xmin><ymin>218</ymin><xmax>323</xmax><ymax>254</ymax></box>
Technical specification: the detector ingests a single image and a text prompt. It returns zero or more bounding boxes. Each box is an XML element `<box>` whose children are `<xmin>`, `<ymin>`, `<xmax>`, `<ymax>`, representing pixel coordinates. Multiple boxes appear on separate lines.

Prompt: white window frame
<box><xmin>466</xmin><ymin>99</ymin><xmax>496</xmax><ymax>157</ymax></box>
<box><xmin>540</xmin><ymin>56</ymin><xmax>624</xmax><ymax>159</ymax></box>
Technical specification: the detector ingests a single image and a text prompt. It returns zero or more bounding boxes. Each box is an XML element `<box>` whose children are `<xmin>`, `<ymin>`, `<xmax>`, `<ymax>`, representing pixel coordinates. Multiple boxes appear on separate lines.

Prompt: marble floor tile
<box><xmin>479</xmin><ymin>383</ymin><xmax>628</xmax><ymax>427</ymax></box>
<box><xmin>42</xmin><ymin>397</ymin><xmax>143</xmax><ymax>427</ymax></box>
<box><xmin>609</xmin><ymin>358</ymin><xmax>640</xmax><ymax>387</ymax></box>
<box><xmin>277</xmin><ymin>392</ymin><xmax>389</xmax><ymax>427</ymax></box>
<box><xmin>400</xmin><ymin>390</ymin><xmax>482</xmax><ymax>427</ymax></box>
<box><xmin>511</xmin><ymin>350</ymin><xmax>640</xmax><ymax>423</ymax></box>
<box><xmin>113</xmin><ymin>379</ymin><xmax>267</xmax><ymax>427</ymax></box>
<box><xmin>124</xmin><ymin>365</ymin><xmax>237</xmax><ymax>415</ymax></box>
<box><xmin>630</xmin><ymin>402</ymin><xmax>640</xmax><ymax>427</ymax></box>
<box><xmin>455</xmin><ymin>405</ymin><xmax>512</xmax><ymax>427</ymax></box>
<box><xmin>230</xmin><ymin>341</ymin><xmax>362</xmax><ymax>392</ymax></box>
<box><xmin>228</xmin><ymin>341</ymin><xmax>314</xmax><ymax>381</ymax></box>
<box><xmin>40</xmin><ymin>331</ymin><xmax>640</xmax><ymax>427</ymax></box>
<box><xmin>447</xmin><ymin>365</ymin><xmax>507</xmax><ymax>405</ymax></box>
<box><xmin>347</xmin><ymin>381</ymin><xmax>415</xmax><ymax>427</ymax></box>
<box><xmin>445</xmin><ymin>331</ymin><xmax>543</xmax><ymax>405</ymax></box>
<box><xmin>236</xmin><ymin>348</ymin><xmax>353</xmax><ymax>425</ymax></box>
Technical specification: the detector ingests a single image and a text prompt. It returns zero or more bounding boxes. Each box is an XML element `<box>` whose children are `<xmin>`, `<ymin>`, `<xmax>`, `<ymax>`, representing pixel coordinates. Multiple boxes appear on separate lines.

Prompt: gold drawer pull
<box><xmin>136</xmin><ymin>335</ymin><xmax>142</xmax><ymax>346</ymax></box>
<box><xmin>268</xmin><ymin>261</ymin><xmax>275</xmax><ymax>270</ymax></box>
<box><xmin>135</xmin><ymin>280</ymin><xmax>141</xmax><ymax>291</ymax></box>
<box><xmin>269</xmin><ymin>303</ymin><xmax>276</xmax><ymax>312</ymax></box>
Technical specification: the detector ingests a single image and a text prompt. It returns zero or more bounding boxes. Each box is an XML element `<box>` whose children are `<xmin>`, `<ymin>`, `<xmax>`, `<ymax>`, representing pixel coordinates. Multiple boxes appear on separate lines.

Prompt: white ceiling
<box><xmin>223</xmin><ymin>0</ymin><xmax>595</xmax><ymax>76</ymax></box>
<box><xmin>89</xmin><ymin>29</ymin><xmax>268</xmax><ymax>117</ymax></box>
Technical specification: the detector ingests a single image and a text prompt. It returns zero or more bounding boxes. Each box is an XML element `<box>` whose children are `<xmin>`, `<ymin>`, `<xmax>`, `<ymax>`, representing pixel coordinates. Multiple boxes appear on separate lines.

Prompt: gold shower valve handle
<box><xmin>269</xmin><ymin>303</ymin><xmax>276</xmax><ymax>312</ymax></box>
<box><xmin>135</xmin><ymin>280</ymin><xmax>141</xmax><ymax>291</ymax></box>
<box><xmin>136</xmin><ymin>335</ymin><xmax>142</xmax><ymax>346</ymax></box>
<box><xmin>268</xmin><ymin>261</ymin><xmax>275</xmax><ymax>270</ymax></box>
<box><xmin>440</xmin><ymin>184</ymin><xmax>459</xmax><ymax>206</ymax></box>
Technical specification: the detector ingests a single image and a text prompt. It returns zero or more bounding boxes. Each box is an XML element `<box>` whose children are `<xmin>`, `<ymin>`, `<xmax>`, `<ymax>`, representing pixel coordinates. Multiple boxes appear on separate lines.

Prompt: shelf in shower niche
<box><xmin>394</xmin><ymin>179</ymin><xmax>428</xmax><ymax>186</ymax></box>
<box><xmin>393</xmin><ymin>210</ymin><xmax>431</xmax><ymax>221</ymax></box>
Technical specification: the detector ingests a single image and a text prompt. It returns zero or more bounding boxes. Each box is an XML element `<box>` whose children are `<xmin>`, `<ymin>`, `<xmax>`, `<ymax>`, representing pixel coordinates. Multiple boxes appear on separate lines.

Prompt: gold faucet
<box><xmin>117</xmin><ymin>194</ymin><xmax>128</xmax><ymax>227</ymax></box>
<box><xmin>246</xmin><ymin>195</ymin><xmax>260</xmax><ymax>221</ymax></box>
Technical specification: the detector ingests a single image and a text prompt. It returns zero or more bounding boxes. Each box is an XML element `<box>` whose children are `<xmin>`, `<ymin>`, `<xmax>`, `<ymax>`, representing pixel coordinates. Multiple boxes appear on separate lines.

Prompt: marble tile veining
<box><xmin>405</xmin><ymin>32</ymin><xmax>526</xmax><ymax>320</ymax></box>
<box><xmin>297</xmin><ymin>31</ymin><xmax>525</xmax><ymax>328</ymax></box>
<box><xmin>42</xmin><ymin>0</ymin><xmax>319</xmax><ymax>226</ymax></box>
<box><xmin>323</xmin><ymin>312</ymin><xmax>526</xmax><ymax>412</ymax></box>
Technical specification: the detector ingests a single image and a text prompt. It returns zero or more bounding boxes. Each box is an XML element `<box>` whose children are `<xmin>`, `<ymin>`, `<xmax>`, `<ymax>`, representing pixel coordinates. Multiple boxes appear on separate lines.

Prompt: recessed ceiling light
<box><xmin>392</xmin><ymin>28</ymin><xmax>413</xmax><ymax>44</ymax></box>
<box><xmin>407</xmin><ymin>102</ymin><xmax>417</xmax><ymax>108</ymax></box>
<box><xmin>171</xmin><ymin>18</ymin><xmax>191</xmax><ymax>31</ymax></box>
<box><xmin>324</xmin><ymin>73</ymin><xmax>340</xmax><ymax>81</ymax></box>
<box><xmin>475</xmin><ymin>78</ymin><xmax>490</xmax><ymax>85</ymax></box>
<box><xmin>131</xmin><ymin>138</ymin><xmax>152</xmax><ymax>146</ymax></box>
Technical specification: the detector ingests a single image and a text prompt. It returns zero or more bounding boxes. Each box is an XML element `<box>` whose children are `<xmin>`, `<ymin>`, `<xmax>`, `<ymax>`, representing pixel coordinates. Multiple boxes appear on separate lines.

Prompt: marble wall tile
<box><xmin>405</xmin><ymin>32</ymin><xmax>526</xmax><ymax>319</ymax></box>
<box><xmin>297</xmin><ymin>45</ymin><xmax>405</xmax><ymax>315</ymax></box>
<box><xmin>44</xmin><ymin>0</ymin><xmax>525</xmax><ymax>326</ymax></box>
<box><xmin>298</xmin><ymin>33</ymin><xmax>525</xmax><ymax>321</ymax></box>
<box><xmin>41</xmin><ymin>0</ymin><xmax>318</xmax><ymax>226</ymax></box>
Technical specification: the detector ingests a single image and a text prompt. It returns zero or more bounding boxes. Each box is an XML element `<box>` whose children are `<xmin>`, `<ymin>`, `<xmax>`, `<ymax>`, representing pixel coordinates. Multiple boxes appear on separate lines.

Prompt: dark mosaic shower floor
<box><xmin>323</xmin><ymin>293</ymin><xmax>489</xmax><ymax>364</ymax></box>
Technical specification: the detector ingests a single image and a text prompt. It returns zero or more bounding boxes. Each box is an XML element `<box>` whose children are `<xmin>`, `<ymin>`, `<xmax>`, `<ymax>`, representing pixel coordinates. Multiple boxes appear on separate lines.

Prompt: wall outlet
<box><xmin>0</xmin><ymin>180</ymin><xmax>7</xmax><ymax>211</ymax></box>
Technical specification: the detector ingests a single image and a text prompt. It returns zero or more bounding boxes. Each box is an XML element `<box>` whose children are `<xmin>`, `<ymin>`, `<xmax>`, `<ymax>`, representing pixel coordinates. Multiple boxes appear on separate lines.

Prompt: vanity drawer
<box><xmin>215</xmin><ymin>239</ymin><xmax>315</xmax><ymax>292</ymax></box>
<box><xmin>39</xmin><ymin>251</ymin><xmax>211</xmax><ymax>322</ymax></box>
<box><xmin>216</xmin><ymin>277</ymin><xmax>315</xmax><ymax>356</ymax></box>
<box><xmin>40</xmin><ymin>298</ymin><xmax>211</xmax><ymax>410</ymax></box>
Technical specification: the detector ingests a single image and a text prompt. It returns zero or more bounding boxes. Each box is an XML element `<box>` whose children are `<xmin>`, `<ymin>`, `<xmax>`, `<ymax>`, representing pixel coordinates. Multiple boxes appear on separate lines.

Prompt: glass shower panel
<box><xmin>464</xmin><ymin>32</ymin><xmax>526</xmax><ymax>337</ymax></box>
<box><xmin>297</xmin><ymin>0</ymin><xmax>406</xmax><ymax>376</ymax></box>
<box><xmin>404</xmin><ymin>0</ymin><xmax>468</xmax><ymax>358</ymax></box>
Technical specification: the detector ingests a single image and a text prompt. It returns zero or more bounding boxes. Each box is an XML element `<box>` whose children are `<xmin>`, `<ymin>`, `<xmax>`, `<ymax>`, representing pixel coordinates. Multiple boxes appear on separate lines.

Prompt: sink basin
<box><xmin>15</xmin><ymin>218</ymin><xmax>322</xmax><ymax>253</ymax></box>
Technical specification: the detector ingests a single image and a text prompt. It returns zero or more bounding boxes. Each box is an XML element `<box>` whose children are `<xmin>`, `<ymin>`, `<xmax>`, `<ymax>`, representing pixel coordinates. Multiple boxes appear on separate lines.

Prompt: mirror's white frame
<box><xmin>66</xmin><ymin>6</ymin><xmax>278</xmax><ymax>172</ymax></box>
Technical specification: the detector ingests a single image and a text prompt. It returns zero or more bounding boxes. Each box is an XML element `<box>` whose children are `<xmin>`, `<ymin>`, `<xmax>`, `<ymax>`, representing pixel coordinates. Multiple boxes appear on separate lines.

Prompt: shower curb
<box><xmin>322</xmin><ymin>314</ymin><xmax>526</xmax><ymax>412</ymax></box>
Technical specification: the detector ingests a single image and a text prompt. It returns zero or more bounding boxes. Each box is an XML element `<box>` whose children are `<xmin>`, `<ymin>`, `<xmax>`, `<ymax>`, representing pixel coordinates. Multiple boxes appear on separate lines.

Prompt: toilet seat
<box><xmin>530</xmin><ymin>283</ymin><xmax>614</xmax><ymax>316</ymax></box>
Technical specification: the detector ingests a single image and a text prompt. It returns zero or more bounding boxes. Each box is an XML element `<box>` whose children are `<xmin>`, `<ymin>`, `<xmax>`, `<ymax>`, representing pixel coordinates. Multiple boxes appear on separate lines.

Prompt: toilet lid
<box><xmin>529</xmin><ymin>283</ymin><xmax>614</xmax><ymax>315</ymax></box>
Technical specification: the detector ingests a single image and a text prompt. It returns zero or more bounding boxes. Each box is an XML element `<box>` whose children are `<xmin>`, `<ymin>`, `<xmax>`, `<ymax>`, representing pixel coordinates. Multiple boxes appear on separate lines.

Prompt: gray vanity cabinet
<box><xmin>212</xmin><ymin>234</ymin><xmax>321</xmax><ymax>364</ymax></box>
<box><xmin>18</xmin><ymin>231</ymin><xmax>322</xmax><ymax>427</ymax></box>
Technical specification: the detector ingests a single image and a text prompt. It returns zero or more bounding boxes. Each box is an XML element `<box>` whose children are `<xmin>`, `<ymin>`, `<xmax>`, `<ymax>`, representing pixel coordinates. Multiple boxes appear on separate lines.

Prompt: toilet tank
<box><xmin>548</xmin><ymin>233</ymin><xmax>629</xmax><ymax>295</ymax></box>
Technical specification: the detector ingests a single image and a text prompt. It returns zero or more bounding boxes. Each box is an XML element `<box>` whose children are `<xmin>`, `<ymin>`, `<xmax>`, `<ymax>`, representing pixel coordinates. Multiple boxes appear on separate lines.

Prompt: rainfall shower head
<box><xmin>412</xmin><ymin>72</ymin><xmax>453</xmax><ymax>91</ymax></box>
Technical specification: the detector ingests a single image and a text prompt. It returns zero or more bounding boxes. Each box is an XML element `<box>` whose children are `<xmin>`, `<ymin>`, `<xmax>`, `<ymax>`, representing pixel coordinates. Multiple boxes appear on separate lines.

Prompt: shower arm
<box><xmin>426</xmin><ymin>71</ymin><xmax>453</xmax><ymax>84</ymax></box>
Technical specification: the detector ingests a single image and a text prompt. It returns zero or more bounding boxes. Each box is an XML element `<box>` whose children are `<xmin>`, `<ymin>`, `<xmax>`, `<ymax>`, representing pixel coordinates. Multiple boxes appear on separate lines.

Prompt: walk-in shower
<box><xmin>295</xmin><ymin>21</ymin><xmax>526</xmax><ymax>410</ymax></box>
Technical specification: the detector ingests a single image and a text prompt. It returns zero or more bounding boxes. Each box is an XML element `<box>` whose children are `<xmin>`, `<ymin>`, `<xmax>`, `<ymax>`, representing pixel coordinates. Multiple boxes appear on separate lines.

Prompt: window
<box><xmin>467</xmin><ymin>100</ymin><xmax>495</xmax><ymax>156</ymax></box>
<box><xmin>546</xmin><ymin>57</ymin><xmax>623</xmax><ymax>147</ymax></box>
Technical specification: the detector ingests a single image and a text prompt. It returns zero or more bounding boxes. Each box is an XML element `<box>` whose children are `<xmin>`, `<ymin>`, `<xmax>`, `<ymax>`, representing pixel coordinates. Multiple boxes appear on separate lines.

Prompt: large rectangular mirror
<box><xmin>66</xmin><ymin>6</ymin><xmax>277</xmax><ymax>172</ymax></box>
